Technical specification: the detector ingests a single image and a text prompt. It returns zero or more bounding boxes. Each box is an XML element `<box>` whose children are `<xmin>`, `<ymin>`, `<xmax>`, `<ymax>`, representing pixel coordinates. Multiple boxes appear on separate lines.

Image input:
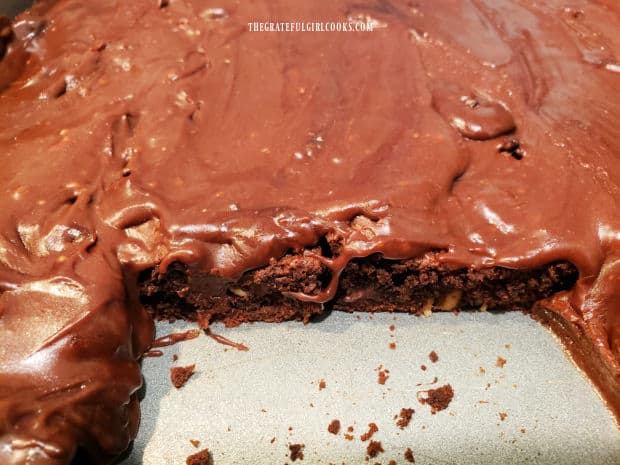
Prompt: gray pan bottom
<box><xmin>120</xmin><ymin>311</ymin><xmax>619</xmax><ymax>465</ymax></box>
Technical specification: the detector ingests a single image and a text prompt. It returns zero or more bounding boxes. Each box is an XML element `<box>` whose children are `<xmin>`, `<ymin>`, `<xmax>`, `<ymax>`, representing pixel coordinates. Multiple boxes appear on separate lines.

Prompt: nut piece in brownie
<box><xmin>139</xmin><ymin>250</ymin><xmax>578</xmax><ymax>326</ymax></box>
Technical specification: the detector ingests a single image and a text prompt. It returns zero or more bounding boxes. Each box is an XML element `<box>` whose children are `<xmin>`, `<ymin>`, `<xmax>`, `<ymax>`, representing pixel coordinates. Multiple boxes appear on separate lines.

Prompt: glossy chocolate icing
<box><xmin>1</xmin><ymin>0</ymin><xmax>619</xmax><ymax>463</ymax></box>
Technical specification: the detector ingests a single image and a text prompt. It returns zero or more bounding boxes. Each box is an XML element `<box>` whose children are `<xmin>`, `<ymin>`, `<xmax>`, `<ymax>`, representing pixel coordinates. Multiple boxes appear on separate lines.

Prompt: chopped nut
<box><xmin>350</xmin><ymin>215</ymin><xmax>377</xmax><ymax>240</ymax></box>
<box><xmin>229</xmin><ymin>287</ymin><xmax>248</xmax><ymax>298</ymax></box>
<box><xmin>422</xmin><ymin>297</ymin><xmax>434</xmax><ymax>317</ymax></box>
<box><xmin>439</xmin><ymin>289</ymin><xmax>462</xmax><ymax>311</ymax></box>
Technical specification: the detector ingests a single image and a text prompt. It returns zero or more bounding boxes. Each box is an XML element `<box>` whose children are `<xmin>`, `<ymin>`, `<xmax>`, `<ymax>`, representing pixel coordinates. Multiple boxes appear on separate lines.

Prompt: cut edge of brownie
<box><xmin>532</xmin><ymin>304</ymin><xmax>620</xmax><ymax>419</ymax></box>
<box><xmin>138</xmin><ymin>246</ymin><xmax>579</xmax><ymax>327</ymax></box>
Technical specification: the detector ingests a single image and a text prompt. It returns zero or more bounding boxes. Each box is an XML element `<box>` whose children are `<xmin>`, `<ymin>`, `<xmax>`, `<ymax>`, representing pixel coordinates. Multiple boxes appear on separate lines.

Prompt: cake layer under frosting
<box><xmin>1</xmin><ymin>0</ymin><xmax>619</xmax><ymax>463</ymax></box>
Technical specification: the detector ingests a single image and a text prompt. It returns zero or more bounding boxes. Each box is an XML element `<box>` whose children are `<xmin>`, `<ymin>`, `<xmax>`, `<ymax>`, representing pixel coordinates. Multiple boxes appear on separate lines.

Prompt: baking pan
<box><xmin>120</xmin><ymin>312</ymin><xmax>620</xmax><ymax>464</ymax></box>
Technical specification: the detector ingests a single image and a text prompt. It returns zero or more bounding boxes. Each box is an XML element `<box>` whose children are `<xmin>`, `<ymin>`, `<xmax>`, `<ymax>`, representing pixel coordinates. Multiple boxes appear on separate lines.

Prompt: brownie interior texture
<box><xmin>139</xmin><ymin>248</ymin><xmax>578</xmax><ymax>327</ymax></box>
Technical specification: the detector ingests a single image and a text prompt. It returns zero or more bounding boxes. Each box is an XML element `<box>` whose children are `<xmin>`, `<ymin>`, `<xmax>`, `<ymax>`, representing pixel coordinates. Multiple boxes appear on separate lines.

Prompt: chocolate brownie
<box><xmin>0</xmin><ymin>1</ymin><xmax>619</xmax><ymax>464</ymax></box>
<box><xmin>138</xmin><ymin>255</ymin><xmax>578</xmax><ymax>325</ymax></box>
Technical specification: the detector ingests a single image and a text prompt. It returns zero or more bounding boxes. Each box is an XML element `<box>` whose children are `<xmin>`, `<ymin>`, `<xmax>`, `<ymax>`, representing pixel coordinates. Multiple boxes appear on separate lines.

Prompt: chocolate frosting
<box><xmin>1</xmin><ymin>0</ymin><xmax>619</xmax><ymax>463</ymax></box>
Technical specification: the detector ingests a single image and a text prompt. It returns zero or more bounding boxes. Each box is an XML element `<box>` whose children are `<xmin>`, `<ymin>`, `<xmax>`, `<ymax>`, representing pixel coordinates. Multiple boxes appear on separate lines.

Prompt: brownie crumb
<box><xmin>389</xmin><ymin>342</ymin><xmax>396</xmax><ymax>350</ymax></box>
<box><xmin>376</xmin><ymin>366</ymin><xmax>390</xmax><ymax>385</ymax></box>
<box><xmin>328</xmin><ymin>419</ymin><xmax>341</xmax><ymax>435</ymax></box>
<box><xmin>271</xmin><ymin>437</ymin><xmax>276</xmax><ymax>443</ymax></box>
<box><xmin>417</xmin><ymin>384</ymin><xmax>454</xmax><ymax>414</ymax></box>
<box><xmin>189</xmin><ymin>439</ymin><xmax>200</xmax><ymax>448</ymax></box>
<box><xmin>171</xmin><ymin>364</ymin><xmax>195</xmax><ymax>388</ymax></box>
<box><xmin>389</xmin><ymin>324</ymin><xmax>395</xmax><ymax>331</ymax></box>
<box><xmin>360</xmin><ymin>422</ymin><xmax>379</xmax><ymax>441</ymax></box>
<box><xmin>496</xmin><ymin>356</ymin><xmax>507</xmax><ymax>368</ymax></box>
<box><xmin>520</xmin><ymin>427</ymin><xmax>526</xmax><ymax>433</ymax></box>
<box><xmin>420</xmin><ymin>364</ymin><xmax>427</xmax><ymax>371</ymax></box>
<box><xmin>319</xmin><ymin>379</ymin><xmax>327</xmax><ymax>390</ymax></box>
<box><xmin>396</xmin><ymin>408</ymin><xmax>415</xmax><ymax>429</ymax></box>
<box><xmin>173</xmin><ymin>354</ymin><xmax>179</xmax><ymax>361</ymax></box>
<box><xmin>347</xmin><ymin>426</ymin><xmax>354</xmax><ymax>433</ymax></box>
<box><xmin>186</xmin><ymin>448</ymin><xmax>211</xmax><ymax>465</ymax></box>
<box><xmin>288</xmin><ymin>443</ymin><xmax>305</xmax><ymax>461</ymax></box>
<box><xmin>499</xmin><ymin>412</ymin><xmax>508</xmax><ymax>421</ymax></box>
<box><xmin>429</xmin><ymin>351</ymin><xmax>439</xmax><ymax>363</ymax></box>
<box><xmin>366</xmin><ymin>440</ymin><xmax>384</xmax><ymax>458</ymax></box>
<box><xmin>388</xmin><ymin>461</ymin><xmax>397</xmax><ymax>465</ymax></box>
<box><xmin>344</xmin><ymin>433</ymin><xmax>354</xmax><ymax>441</ymax></box>
<box><xmin>404</xmin><ymin>447</ymin><xmax>415</xmax><ymax>463</ymax></box>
